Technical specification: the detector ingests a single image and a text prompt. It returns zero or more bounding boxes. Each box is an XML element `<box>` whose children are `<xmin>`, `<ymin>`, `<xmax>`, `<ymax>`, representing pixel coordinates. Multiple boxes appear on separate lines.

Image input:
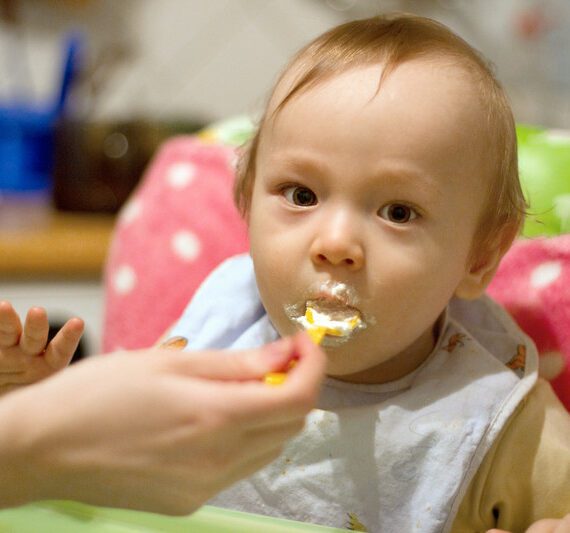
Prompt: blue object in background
<box><xmin>0</xmin><ymin>32</ymin><xmax>82</xmax><ymax>194</ymax></box>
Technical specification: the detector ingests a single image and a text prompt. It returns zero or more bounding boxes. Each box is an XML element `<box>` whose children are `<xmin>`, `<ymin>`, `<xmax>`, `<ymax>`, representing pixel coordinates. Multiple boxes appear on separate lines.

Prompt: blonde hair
<box><xmin>235</xmin><ymin>13</ymin><xmax>526</xmax><ymax>258</ymax></box>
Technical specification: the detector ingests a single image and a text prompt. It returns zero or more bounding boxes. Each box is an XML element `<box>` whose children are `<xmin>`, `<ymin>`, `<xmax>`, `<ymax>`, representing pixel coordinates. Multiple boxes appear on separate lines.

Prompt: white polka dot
<box><xmin>529</xmin><ymin>261</ymin><xmax>563</xmax><ymax>289</ymax></box>
<box><xmin>171</xmin><ymin>231</ymin><xmax>201</xmax><ymax>262</ymax></box>
<box><xmin>119</xmin><ymin>199</ymin><xmax>142</xmax><ymax>225</ymax></box>
<box><xmin>113</xmin><ymin>265</ymin><xmax>137</xmax><ymax>294</ymax></box>
<box><xmin>166</xmin><ymin>162</ymin><xmax>196</xmax><ymax>188</ymax></box>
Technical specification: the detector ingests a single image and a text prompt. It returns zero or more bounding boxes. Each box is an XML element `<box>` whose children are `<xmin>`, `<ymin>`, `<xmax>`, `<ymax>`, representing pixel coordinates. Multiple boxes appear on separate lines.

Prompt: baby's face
<box><xmin>248</xmin><ymin>59</ymin><xmax>493</xmax><ymax>383</ymax></box>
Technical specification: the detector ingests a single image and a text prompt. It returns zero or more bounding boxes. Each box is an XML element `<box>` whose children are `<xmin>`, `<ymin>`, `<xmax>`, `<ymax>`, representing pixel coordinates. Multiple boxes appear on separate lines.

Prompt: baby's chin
<box><xmin>316</xmin><ymin>340</ymin><xmax>370</xmax><ymax>375</ymax></box>
<box><xmin>320</xmin><ymin>333</ymin><xmax>402</xmax><ymax>383</ymax></box>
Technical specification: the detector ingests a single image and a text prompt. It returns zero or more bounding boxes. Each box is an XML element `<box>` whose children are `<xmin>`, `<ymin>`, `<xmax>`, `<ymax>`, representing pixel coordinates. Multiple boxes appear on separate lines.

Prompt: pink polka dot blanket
<box><xmin>488</xmin><ymin>234</ymin><xmax>570</xmax><ymax>411</ymax></box>
<box><xmin>101</xmin><ymin>135</ymin><xmax>570</xmax><ymax>412</ymax></box>
<box><xmin>102</xmin><ymin>136</ymin><xmax>248</xmax><ymax>352</ymax></box>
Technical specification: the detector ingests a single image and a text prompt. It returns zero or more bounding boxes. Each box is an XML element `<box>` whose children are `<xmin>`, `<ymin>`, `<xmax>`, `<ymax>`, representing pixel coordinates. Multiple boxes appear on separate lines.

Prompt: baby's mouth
<box><xmin>286</xmin><ymin>281</ymin><xmax>366</xmax><ymax>345</ymax></box>
<box><xmin>302</xmin><ymin>300</ymin><xmax>362</xmax><ymax>334</ymax></box>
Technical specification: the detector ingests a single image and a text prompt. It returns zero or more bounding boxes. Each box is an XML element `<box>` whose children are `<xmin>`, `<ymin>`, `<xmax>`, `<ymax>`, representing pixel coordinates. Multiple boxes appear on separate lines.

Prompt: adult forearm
<box><xmin>0</xmin><ymin>392</ymin><xmax>48</xmax><ymax>508</ymax></box>
<box><xmin>0</xmin><ymin>336</ymin><xmax>325</xmax><ymax>514</ymax></box>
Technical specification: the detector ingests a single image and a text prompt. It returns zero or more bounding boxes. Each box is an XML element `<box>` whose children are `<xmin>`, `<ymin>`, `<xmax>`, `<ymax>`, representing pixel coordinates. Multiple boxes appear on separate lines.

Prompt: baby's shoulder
<box><xmin>455</xmin><ymin>379</ymin><xmax>570</xmax><ymax>531</ymax></box>
<box><xmin>509</xmin><ymin>378</ymin><xmax>570</xmax><ymax>443</ymax></box>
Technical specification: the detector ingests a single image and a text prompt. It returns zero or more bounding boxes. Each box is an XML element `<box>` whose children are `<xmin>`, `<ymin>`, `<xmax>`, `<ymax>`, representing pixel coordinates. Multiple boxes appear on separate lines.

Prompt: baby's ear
<box><xmin>455</xmin><ymin>224</ymin><xmax>519</xmax><ymax>300</ymax></box>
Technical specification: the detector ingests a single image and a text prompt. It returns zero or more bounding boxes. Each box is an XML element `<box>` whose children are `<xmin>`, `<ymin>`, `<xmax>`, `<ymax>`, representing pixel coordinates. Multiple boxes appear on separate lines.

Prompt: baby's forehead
<box><xmin>267</xmin><ymin>59</ymin><xmax>488</xmax><ymax>139</ymax></box>
<box><xmin>259</xmin><ymin>59</ymin><xmax>495</xmax><ymax>195</ymax></box>
<box><xmin>268</xmin><ymin>57</ymin><xmax>486</xmax><ymax>126</ymax></box>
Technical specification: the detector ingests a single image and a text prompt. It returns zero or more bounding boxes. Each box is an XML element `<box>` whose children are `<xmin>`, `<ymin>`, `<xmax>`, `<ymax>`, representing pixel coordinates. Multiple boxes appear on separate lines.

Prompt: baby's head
<box><xmin>237</xmin><ymin>14</ymin><xmax>526</xmax><ymax>383</ymax></box>
<box><xmin>237</xmin><ymin>13</ymin><xmax>525</xmax><ymax>257</ymax></box>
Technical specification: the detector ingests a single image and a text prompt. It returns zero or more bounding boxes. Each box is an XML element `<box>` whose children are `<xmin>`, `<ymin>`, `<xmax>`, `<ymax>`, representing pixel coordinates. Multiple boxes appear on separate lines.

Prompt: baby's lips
<box><xmin>306</xmin><ymin>279</ymin><xmax>359</xmax><ymax>307</ymax></box>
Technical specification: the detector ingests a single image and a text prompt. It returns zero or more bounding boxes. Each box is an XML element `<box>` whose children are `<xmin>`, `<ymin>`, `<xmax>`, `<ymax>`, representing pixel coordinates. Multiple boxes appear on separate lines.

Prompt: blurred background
<box><xmin>1</xmin><ymin>0</ymin><xmax>569</xmax><ymax>357</ymax></box>
<box><xmin>4</xmin><ymin>0</ymin><xmax>570</xmax><ymax>126</ymax></box>
<box><xmin>1</xmin><ymin>0</ymin><xmax>570</xmax><ymax>206</ymax></box>
<box><xmin>3</xmin><ymin>0</ymin><xmax>570</xmax><ymax>202</ymax></box>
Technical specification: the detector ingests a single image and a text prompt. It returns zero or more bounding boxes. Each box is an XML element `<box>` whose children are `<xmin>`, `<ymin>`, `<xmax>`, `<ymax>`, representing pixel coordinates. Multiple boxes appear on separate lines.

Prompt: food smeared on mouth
<box><xmin>298</xmin><ymin>302</ymin><xmax>362</xmax><ymax>344</ymax></box>
<box><xmin>264</xmin><ymin>288</ymin><xmax>364</xmax><ymax>386</ymax></box>
<box><xmin>290</xmin><ymin>280</ymin><xmax>366</xmax><ymax>345</ymax></box>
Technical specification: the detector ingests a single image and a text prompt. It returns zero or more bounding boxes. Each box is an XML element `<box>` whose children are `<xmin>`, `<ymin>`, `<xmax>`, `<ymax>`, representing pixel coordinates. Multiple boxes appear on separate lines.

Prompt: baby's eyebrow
<box><xmin>373</xmin><ymin>167</ymin><xmax>443</xmax><ymax>197</ymax></box>
<box><xmin>266</xmin><ymin>151</ymin><xmax>444</xmax><ymax>198</ymax></box>
<box><xmin>267</xmin><ymin>151</ymin><xmax>330</xmax><ymax>176</ymax></box>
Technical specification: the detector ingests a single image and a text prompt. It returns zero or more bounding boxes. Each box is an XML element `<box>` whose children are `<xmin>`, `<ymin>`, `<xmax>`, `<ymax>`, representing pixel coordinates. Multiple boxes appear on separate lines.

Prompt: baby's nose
<box><xmin>310</xmin><ymin>212</ymin><xmax>364</xmax><ymax>270</ymax></box>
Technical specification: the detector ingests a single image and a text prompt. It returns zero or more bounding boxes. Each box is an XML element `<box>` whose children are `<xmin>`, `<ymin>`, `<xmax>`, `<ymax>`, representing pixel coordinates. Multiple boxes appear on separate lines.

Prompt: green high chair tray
<box><xmin>0</xmin><ymin>501</ymin><xmax>345</xmax><ymax>532</ymax></box>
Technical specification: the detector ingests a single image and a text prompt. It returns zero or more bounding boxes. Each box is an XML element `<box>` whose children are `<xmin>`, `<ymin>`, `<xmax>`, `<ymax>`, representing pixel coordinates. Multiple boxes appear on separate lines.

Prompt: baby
<box><xmin>164</xmin><ymin>13</ymin><xmax>570</xmax><ymax>533</ymax></box>
<box><xmin>2</xmin><ymin>12</ymin><xmax>569</xmax><ymax>533</ymax></box>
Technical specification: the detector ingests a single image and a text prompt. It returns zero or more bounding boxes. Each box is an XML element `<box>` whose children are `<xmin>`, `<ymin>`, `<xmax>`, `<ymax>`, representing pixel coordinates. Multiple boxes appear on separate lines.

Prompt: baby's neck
<box><xmin>335</xmin><ymin>318</ymin><xmax>442</xmax><ymax>385</ymax></box>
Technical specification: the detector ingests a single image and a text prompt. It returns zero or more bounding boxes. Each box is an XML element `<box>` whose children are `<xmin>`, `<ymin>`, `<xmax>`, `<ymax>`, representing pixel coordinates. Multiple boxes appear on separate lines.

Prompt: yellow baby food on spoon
<box><xmin>264</xmin><ymin>305</ymin><xmax>361</xmax><ymax>385</ymax></box>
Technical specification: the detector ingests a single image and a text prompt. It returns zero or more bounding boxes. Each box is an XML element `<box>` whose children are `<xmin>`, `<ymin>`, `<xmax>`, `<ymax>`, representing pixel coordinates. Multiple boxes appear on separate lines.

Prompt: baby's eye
<box><xmin>283</xmin><ymin>186</ymin><xmax>318</xmax><ymax>207</ymax></box>
<box><xmin>378</xmin><ymin>203</ymin><xmax>418</xmax><ymax>224</ymax></box>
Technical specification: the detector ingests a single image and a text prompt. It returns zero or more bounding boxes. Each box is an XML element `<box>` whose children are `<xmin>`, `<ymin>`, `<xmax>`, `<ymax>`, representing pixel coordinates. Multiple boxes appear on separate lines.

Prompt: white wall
<box><xmin>1</xmin><ymin>0</ymin><xmax>358</xmax><ymax>123</ymax></box>
<box><xmin>1</xmin><ymin>0</ymin><xmax>570</xmax><ymax>128</ymax></box>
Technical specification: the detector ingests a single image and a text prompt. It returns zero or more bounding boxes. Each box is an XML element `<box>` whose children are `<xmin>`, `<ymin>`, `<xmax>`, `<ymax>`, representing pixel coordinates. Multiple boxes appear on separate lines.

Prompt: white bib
<box><xmin>169</xmin><ymin>254</ymin><xmax>538</xmax><ymax>532</ymax></box>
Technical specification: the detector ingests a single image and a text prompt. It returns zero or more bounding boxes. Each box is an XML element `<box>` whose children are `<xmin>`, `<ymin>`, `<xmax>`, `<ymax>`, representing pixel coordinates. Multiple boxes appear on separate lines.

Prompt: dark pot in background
<box><xmin>52</xmin><ymin>119</ymin><xmax>204</xmax><ymax>213</ymax></box>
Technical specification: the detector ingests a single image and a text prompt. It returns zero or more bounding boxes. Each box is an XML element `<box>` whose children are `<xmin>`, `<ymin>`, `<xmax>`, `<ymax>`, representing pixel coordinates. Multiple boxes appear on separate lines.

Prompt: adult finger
<box><xmin>20</xmin><ymin>307</ymin><xmax>49</xmax><ymax>356</ymax></box>
<box><xmin>44</xmin><ymin>318</ymin><xmax>84</xmax><ymax>369</ymax></box>
<box><xmin>281</xmin><ymin>332</ymin><xmax>327</xmax><ymax>393</ymax></box>
<box><xmin>167</xmin><ymin>336</ymin><xmax>297</xmax><ymax>381</ymax></box>
<box><xmin>527</xmin><ymin>516</ymin><xmax>570</xmax><ymax>533</ymax></box>
<box><xmin>0</xmin><ymin>301</ymin><xmax>22</xmax><ymax>348</ymax></box>
<box><xmin>213</xmin><ymin>333</ymin><xmax>326</xmax><ymax>428</ymax></box>
<box><xmin>183</xmin><ymin>418</ymin><xmax>303</xmax><ymax>486</ymax></box>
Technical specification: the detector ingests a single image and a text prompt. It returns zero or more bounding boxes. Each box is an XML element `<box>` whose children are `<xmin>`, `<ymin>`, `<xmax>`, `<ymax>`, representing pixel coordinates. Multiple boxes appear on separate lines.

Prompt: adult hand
<box><xmin>488</xmin><ymin>514</ymin><xmax>570</xmax><ymax>533</ymax></box>
<box><xmin>0</xmin><ymin>333</ymin><xmax>325</xmax><ymax>515</ymax></box>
